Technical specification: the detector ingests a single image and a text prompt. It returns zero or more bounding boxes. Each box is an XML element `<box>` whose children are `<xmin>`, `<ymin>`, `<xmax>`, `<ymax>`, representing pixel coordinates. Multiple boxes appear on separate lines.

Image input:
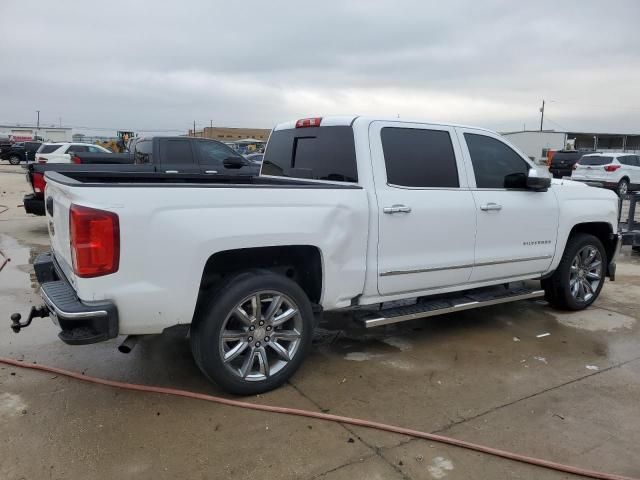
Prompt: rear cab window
<box><xmin>135</xmin><ymin>140</ymin><xmax>153</xmax><ymax>164</ymax></box>
<box><xmin>579</xmin><ymin>155</ymin><xmax>613</xmax><ymax>166</ymax></box>
<box><xmin>262</xmin><ymin>126</ymin><xmax>358</xmax><ymax>182</ymax></box>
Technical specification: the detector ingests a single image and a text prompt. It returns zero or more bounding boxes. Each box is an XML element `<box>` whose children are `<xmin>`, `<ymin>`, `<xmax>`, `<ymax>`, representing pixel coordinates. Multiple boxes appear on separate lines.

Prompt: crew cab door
<box><xmin>370</xmin><ymin>121</ymin><xmax>477</xmax><ymax>296</ymax></box>
<box><xmin>457</xmin><ymin>128</ymin><xmax>558</xmax><ymax>282</ymax></box>
<box><xmin>157</xmin><ymin>138</ymin><xmax>200</xmax><ymax>173</ymax></box>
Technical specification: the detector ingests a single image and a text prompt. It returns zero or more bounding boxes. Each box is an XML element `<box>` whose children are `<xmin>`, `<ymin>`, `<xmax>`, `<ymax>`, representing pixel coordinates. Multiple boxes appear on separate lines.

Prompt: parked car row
<box><xmin>22</xmin><ymin>136</ymin><xmax>259</xmax><ymax>216</ymax></box>
<box><xmin>545</xmin><ymin>149</ymin><xmax>640</xmax><ymax>196</ymax></box>
<box><xmin>571</xmin><ymin>153</ymin><xmax>640</xmax><ymax>196</ymax></box>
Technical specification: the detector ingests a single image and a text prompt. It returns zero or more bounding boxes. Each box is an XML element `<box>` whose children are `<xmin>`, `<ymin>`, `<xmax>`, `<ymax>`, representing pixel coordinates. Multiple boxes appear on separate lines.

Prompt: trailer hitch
<box><xmin>10</xmin><ymin>306</ymin><xmax>49</xmax><ymax>333</ymax></box>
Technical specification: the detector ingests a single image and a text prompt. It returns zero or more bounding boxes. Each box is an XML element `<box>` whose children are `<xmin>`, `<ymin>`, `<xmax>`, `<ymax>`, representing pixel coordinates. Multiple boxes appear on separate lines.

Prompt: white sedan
<box><xmin>35</xmin><ymin>142</ymin><xmax>111</xmax><ymax>164</ymax></box>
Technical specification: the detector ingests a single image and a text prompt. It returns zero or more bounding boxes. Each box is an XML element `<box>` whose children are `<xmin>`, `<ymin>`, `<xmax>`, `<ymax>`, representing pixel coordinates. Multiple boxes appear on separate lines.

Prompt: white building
<box><xmin>501</xmin><ymin>130</ymin><xmax>567</xmax><ymax>164</ymax></box>
<box><xmin>502</xmin><ymin>129</ymin><xmax>640</xmax><ymax>165</ymax></box>
<box><xmin>0</xmin><ymin>124</ymin><xmax>73</xmax><ymax>142</ymax></box>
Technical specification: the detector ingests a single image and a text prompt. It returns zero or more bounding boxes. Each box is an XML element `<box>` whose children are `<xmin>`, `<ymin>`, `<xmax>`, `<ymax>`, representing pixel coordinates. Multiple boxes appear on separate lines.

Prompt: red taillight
<box><xmin>72</xmin><ymin>155</ymin><xmax>81</xmax><ymax>164</ymax></box>
<box><xmin>604</xmin><ymin>164</ymin><xmax>621</xmax><ymax>172</ymax></box>
<box><xmin>69</xmin><ymin>204</ymin><xmax>120</xmax><ymax>278</ymax></box>
<box><xmin>32</xmin><ymin>172</ymin><xmax>46</xmax><ymax>193</ymax></box>
<box><xmin>37</xmin><ymin>156</ymin><xmax>47</xmax><ymax>164</ymax></box>
<box><xmin>295</xmin><ymin>117</ymin><xmax>322</xmax><ymax>128</ymax></box>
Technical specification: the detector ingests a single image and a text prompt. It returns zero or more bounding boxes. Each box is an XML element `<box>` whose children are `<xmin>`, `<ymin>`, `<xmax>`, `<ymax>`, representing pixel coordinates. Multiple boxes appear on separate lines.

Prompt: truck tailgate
<box><xmin>45</xmin><ymin>178</ymin><xmax>76</xmax><ymax>284</ymax></box>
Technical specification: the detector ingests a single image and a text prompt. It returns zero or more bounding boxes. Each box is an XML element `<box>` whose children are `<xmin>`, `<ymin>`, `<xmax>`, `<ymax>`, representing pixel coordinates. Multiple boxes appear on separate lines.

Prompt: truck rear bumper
<box><xmin>23</xmin><ymin>193</ymin><xmax>45</xmax><ymax>216</ymax></box>
<box><xmin>35</xmin><ymin>252</ymin><xmax>118</xmax><ymax>345</ymax></box>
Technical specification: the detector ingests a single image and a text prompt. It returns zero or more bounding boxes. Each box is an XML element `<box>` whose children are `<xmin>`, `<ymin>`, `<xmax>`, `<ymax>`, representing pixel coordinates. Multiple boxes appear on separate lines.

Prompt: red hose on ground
<box><xmin>1</xmin><ymin>357</ymin><xmax>636</xmax><ymax>480</ymax></box>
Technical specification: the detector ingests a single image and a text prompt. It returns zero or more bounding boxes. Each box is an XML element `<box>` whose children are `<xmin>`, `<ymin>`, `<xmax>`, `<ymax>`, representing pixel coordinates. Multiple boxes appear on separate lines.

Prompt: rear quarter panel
<box><xmin>48</xmin><ymin>182</ymin><xmax>369</xmax><ymax>334</ymax></box>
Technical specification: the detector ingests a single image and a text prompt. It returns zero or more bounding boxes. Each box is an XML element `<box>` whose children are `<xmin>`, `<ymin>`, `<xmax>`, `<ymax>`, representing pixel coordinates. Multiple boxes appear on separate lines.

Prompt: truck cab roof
<box><xmin>273</xmin><ymin>115</ymin><xmax>497</xmax><ymax>134</ymax></box>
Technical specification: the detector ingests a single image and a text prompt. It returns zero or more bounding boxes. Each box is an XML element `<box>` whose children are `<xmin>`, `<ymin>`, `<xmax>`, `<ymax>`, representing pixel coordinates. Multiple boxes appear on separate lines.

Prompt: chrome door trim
<box><xmin>380</xmin><ymin>254</ymin><xmax>552</xmax><ymax>277</ymax></box>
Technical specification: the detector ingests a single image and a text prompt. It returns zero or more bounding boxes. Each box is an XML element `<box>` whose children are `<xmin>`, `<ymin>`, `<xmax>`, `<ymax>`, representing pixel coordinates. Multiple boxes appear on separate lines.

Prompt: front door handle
<box><xmin>480</xmin><ymin>203</ymin><xmax>503</xmax><ymax>211</ymax></box>
<box><xmin>205</xmin><ymin>170</ymin><xmax>218</xmax><ymax>174</ymax></box>
<box><xmin>165</xmin><ymin>170</ymin><xmax>178</xmax><ymax>173</ymax></box>
<box><xmin>383</xmin><ymin>204</ymin><xmax>412</xmax><ymax>214</ymax></box>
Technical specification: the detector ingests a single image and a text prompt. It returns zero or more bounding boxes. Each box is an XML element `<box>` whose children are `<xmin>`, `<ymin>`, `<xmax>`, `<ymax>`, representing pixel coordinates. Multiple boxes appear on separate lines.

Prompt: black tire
<box><xmin>616</xmin><ymin>178</ymin><xmax>629</xmax><ymax>196</ymax></box>
<box><xmin>543</xmin><ymin>233</ymin><xmax>606</xmax><ymax>310</ymax></box>
<box><xmin>8</xmin><ymin>155</ymin><xmax>21</xmax><ymax>165</ymax></box>
<box><xmin>190</xmin><ymin>269</ymin><xmax>314</xmax><ymax>395</ymax></box>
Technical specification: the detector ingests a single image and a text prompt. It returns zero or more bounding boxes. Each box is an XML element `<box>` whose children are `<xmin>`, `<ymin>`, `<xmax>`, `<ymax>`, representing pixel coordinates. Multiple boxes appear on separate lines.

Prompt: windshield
<box><xmin>579</xmin><ymin>155</ymin><xmax>613</xmax><ymax>166</ymax></box>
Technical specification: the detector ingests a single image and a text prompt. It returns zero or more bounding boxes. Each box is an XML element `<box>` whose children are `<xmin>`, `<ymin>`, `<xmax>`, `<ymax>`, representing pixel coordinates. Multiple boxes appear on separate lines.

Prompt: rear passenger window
<box><xmin>464</xmin><ymin>134</ymin><xmax>529</xmax><ymax>188</ymax></box>
<box><xmin>160</xmin><ymin>139</ymin><xmax>194</xmax><ymax>165</ymax></box>
<box><xmin>381</xmin><ymin>127</ymin><xmax>459</xmax><ymax>188</ymax></box>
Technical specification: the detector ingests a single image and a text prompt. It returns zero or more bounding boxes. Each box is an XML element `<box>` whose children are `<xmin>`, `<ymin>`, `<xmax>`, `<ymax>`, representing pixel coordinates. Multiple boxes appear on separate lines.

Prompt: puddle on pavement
<box><xmin>0</xmin><ymin>233</ymin><xmax>47</xmax><ymax>295</ymax></box>
<box><xmin>550</xmin><ymin>308</ymin><xmax>636</xmax><ymax>332</ymax></box>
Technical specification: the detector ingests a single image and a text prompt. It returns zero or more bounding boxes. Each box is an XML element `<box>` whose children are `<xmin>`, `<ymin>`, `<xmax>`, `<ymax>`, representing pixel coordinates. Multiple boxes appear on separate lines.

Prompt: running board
<box><xmin>359</xmin><ymin>287</ymin><xmax>545</xmax><ymax>328</ymax></box>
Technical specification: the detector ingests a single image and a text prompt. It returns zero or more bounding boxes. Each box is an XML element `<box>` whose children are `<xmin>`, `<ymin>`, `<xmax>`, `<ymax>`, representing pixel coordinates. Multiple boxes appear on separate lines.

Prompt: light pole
<box><xmin>36</xmin><ymin>110</ymin><xmax>40</xmax><ymax>140</ymax></box>
<box><xmin>539</xmin><ymin>100</ymin><xmax>545</xmax><ymax>131</ymax></box>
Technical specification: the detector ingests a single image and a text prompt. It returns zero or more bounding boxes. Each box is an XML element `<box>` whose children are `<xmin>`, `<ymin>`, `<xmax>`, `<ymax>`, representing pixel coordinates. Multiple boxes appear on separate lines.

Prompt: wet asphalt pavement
<box><xmin>1</xmin><ymin>164</ymin><xmax>640</xmax><ymax>479</ymax></box>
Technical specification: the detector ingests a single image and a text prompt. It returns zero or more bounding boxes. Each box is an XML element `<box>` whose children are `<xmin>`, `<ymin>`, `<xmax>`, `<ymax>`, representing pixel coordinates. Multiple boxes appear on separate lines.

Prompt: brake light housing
<box><xmin>295</xmin><ymin>117</ymin><xmax>322</xmax><ymax>128</ymax></box>
<box><xmin>37</xmin><ymin>156</ymin><xmax>47</xmax><ymax>163</ymax></box>
<box><xmin>32</xmin><ymin>172</ymin><xmax>46</xmax><ymax>194</ymax></box>
<box><xmin>69</xmin><ymin>204</ymin><xmax>120</xmax><ymax>278</ymax></box>
<box><xmin>604</xmin><ymin>164</ymin><xmax>621</xmax><ymax>172</ymax></box>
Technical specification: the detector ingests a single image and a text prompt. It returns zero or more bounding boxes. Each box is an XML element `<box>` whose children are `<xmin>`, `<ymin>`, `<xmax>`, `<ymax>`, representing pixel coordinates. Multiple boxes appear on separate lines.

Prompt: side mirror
<box><xmin>223</xmin><ymin>156</ymin><xmax>246</xmax><ymax>169</ymax></box>
<box><xmin>526</xmin><ymin>168</ymin><xmax>551</xmax><ymax>191</ymax></box>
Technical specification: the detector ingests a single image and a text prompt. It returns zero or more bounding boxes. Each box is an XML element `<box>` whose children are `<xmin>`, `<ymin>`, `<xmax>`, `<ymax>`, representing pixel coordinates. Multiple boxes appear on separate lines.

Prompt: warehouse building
<box><xmin>0</xmin><ymin>124</ymin><xmax>72</xmax><ymax>142</ymax></box>
<box><xmin>502</xmin><ymin>130</ymin><xmax>640</xmax><ymax>164</ymax></box>
<box><xmin>190</xmin><ymin>126</ymin><xmax>271</xmax><ymax>142</ymax></box>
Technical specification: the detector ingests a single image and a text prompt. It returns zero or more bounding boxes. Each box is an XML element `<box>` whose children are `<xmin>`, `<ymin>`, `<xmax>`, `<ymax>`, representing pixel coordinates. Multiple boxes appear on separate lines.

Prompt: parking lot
<box><xmin>1</xmin><ymin>163</ymin><xmax>639</xmax><ymax>479</ymax></box>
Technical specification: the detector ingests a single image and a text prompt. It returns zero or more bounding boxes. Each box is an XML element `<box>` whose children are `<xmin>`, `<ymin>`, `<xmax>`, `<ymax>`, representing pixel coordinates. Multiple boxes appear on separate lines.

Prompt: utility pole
<box><xmin>539</xmin><ymin>100</ymin><xmax>545</xmax><ymax>132</ymax></box>
<box><xmin>36</xmin><ymin>110</ymin><xmax>40</xmax><ymax>139</ymax></box>
<box><xmin>193</xmin><ymin>120</ymin><xmax>196</xmax><ymax>137</ymax></box>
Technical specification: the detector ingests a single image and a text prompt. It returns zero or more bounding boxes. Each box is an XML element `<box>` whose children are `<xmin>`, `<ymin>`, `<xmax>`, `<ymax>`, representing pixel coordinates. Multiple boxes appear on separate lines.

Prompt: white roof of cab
<box><xmin>272</xmin><ymin>115</ymin><xmax>495</xmax><ymax>133</ymax></box>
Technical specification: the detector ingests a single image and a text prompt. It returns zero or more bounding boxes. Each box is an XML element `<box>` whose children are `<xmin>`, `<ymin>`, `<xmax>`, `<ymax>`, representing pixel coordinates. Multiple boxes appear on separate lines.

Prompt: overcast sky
<box><xmin>1</xmin><ymin>0</ymin><xmax>639</xmax><ymax>135</ymax></box>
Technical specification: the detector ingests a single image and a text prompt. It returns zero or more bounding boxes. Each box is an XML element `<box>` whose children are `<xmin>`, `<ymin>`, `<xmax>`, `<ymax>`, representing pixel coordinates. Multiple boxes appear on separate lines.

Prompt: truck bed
<box><xmin>45</xmin><ymin>171</ymin><xmax>363</xmax><ymax>189</ymax></box>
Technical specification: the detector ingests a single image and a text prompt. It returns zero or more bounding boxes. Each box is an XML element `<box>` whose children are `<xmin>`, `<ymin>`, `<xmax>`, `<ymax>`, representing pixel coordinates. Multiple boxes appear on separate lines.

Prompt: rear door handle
<box><xmin>205</xmin><ymin>170</ymin><xmax>218</xmax><ymax>174</ymax></box>
<box><xmin>383</xmin><ymin>204</ymin><xmax>412</xmax><ymax>214</ymax></box>
<box><xmin>165</xmin><ymin>170</ymin><xmax>178</xmax><ymax>173</ymax></box>
<box><xmin>480</xmin><ymin>203</ymin><xmax>502</xmax><ymax>211</ymax></box>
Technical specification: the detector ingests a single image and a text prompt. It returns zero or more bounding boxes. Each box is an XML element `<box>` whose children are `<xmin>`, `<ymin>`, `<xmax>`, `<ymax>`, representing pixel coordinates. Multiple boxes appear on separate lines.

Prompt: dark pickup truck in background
<box><xmin>73</xmin><ymin>136</ymin><xmax>257</xmax><ymax>174</ymax></box>
<box><xmin>23</xmin><ymin>136</ymin><xmax>259</xmax><ymax>215</ymax></box>
<box><xmin>548</xmin><ymin>149</ymin><xmax>595</xmax><ymax>178</ymax></box>
<box><xmin>2</xmin><ymin>141</ymin><xmax>42</xmax><ymax>164</ymax></box>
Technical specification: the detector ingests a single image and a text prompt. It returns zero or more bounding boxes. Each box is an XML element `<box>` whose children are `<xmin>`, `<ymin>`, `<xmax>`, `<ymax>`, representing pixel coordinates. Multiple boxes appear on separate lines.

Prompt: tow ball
<box><xmin>10</xmin><ymin>306</ymin><xmax>49</xmax><ymax>333</ymax></box>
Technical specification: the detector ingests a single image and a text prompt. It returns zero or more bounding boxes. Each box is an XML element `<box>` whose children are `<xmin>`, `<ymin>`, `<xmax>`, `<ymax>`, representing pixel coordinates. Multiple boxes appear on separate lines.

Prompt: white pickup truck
<box><xmin>13</xmin><ymin>116</ymin><xmax>621</xmax><ymax>394</ymax></box>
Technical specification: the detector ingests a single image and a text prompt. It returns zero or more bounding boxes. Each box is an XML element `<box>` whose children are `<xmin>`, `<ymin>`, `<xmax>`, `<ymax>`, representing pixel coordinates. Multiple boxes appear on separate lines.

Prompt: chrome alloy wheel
<box><xmin>569</xmin><ymin>245</ymin><xmax>602</xmax><ymax>302</ymax></box>
<box><xmin>219</xmin><ymin>290</ymin><xmax>303</xmax><ymax>382</ymax></box>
